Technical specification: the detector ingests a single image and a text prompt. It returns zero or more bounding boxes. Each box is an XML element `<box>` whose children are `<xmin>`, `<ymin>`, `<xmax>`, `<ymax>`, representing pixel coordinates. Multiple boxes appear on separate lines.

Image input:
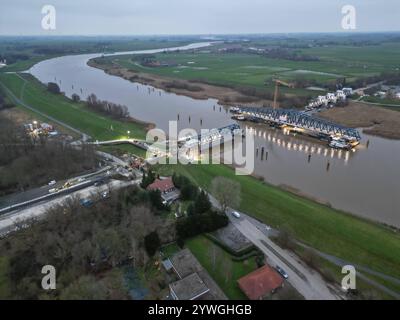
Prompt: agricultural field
<box><xmin>0</xmin><ymin>36</ymin><xmax>193</xmax><ymax>72</ymax></box>
<box><xmin>104</xmin><ymin>41</ymin><xmax>400</xmax><ymax>96</ymax></box>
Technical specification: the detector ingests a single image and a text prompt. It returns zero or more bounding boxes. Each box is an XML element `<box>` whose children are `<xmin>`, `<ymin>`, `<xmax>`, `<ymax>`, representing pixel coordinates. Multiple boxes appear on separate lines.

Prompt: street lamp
<box><xmin>127</xmin><ymin>130</ymin><xmax>130</xmax><ymax>138</ymax></box>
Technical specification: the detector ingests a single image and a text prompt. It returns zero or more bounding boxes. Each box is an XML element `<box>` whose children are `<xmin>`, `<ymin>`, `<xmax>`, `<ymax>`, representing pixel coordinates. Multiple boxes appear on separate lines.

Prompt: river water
<box><xmin>29</xmin><ymin>43</ymin><xmax>400</xmax><ymax>227</ymax></box>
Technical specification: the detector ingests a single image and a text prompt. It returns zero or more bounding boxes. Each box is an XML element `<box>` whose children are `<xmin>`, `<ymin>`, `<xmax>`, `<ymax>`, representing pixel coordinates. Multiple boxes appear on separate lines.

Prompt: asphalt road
<box><xmin>0</xmin><ymin>179</ymin><xmax>139</xmax><ymax>237</ymax></box>
<box><xmin>229</xmin><ymin>214</ymin><xmax>342</xmax><ymax>300</ymax></box>
<box><xmin>0</xmin><ymin>73</ymin><xmax>91</xmax><ymax>142</ymax></box>
<box><xmin>207</xmin><ymin>193</ymin><xmax>342</xmax><ymax>300</ymax></box>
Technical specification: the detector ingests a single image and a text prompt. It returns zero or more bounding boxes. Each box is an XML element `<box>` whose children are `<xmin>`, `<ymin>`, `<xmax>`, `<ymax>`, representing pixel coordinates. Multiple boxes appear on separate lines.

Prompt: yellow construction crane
<box><xmin>272</xmin><ymin>79</ymin><xmax>294</xmax><ymax>109</ymax></box>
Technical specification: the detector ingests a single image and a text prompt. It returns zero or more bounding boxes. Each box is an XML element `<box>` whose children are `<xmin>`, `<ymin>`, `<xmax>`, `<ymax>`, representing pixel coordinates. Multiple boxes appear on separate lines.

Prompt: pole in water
<box><xmin>256</xmin><ymin>148</ymin><xmax>259</xmax><ymax>157</ymax></box>
<box><xmin>326</xmin><ymin>161</ymin><xmax>330</xmax><ymax>171</ymax></box>
<box><xmin>265</xmin><ymin>151</ymin><xmax>268</xmax><ymax>161</ymax></box>
<box><xmin>200</xmin><ymin>118</ymin><xmax>203</xmax><ymax>126</ymax></box>
<box><xmin>188</xmin><ymin>116</ymin><xmax>191</xmax><ymax>123</ymax></box>
<box><xmin>177</xmin><ymin>114</ymin><xmax>180</xmax><ymax>121</ymax></box>
<box><xmin>308</xmin><ymin>154</ymin><xmax>311</xmax><ymax>163</ymax></box>
<box><xmin>213</xmin><ymin>105</ymin><xmax>216</xmax><ymax>110</ymax></box>
<box><xmin>366</xmin><ymin>140</ymin><xmax>370</xmax><ymax>148</ymax></box>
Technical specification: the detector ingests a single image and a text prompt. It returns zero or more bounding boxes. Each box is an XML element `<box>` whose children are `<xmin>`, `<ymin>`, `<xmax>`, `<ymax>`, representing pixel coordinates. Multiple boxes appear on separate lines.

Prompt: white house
<box><xmin>342</xmin><ymin>87</ymin><xmax>353</xmax><ymax>96</ymax></box>
<box><xmin>326</xmin><ymin>93</ymin><xmax>337</xmax><ymax>103</ymax></box>
<box><xmin>336</xmin><ymin>90</ymin><xmax>346</xmax><ymax>100</ymax></box>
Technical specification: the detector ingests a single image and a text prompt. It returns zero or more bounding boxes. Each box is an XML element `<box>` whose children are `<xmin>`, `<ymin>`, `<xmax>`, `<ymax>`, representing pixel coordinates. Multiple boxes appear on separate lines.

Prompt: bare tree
<box><xmin>210</xmin><ymin>177</ymin><xmax>241</xmax><ymax>212</ymax></box>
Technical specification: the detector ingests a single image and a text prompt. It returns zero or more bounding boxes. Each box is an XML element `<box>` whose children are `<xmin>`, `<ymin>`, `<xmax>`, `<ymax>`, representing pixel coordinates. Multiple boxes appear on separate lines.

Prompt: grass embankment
<box><xmin>0</xmin><ymin>55</ymin><xmax>56</xmax><ymax>73</ymax></box>
<box><xmin>156</xmin><ymin>164</ymin><xmax>400</xmax><ymax>283</ymax></box>
<box><xmin>0</xmin><ymin>73</ymin><xmax>148</xmax><ymax>155</ymax></box>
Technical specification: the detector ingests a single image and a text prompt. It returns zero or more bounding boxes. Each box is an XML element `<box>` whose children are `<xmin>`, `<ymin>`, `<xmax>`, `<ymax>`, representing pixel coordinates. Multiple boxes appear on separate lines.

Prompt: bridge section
<box><xmin>238</xmin><ymin>107</ymin><xmax>361</xmax><ymax>141</ymax></box>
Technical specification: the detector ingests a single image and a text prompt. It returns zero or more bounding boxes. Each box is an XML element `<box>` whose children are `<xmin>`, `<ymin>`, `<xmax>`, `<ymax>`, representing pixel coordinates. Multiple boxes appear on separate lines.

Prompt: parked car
<box><xmin>80</xmin><ymin>199</ymin><xmax>94</xmax><ymax>208</ymax></box>
<box><xmin>48</xmin><ymin>180</ymin><xmax>56</xmax><ymax>186</ymax></box>
<box><xmin>94</xmin><ymin>179</ymin><xmax>105</xmax><ymax>186</ymax></box>
<box><xmin>232</xmin><ymin>211</ymin><xmax>241</xmax><ymax>219</ymax></box>
<box><xmin>48</xmin><ymin>188</ymin><xmax>58</xmax><ymax>194</ymax></box>
<box><xmin>275</xmin><ymin>265</ymin><xmax>289</xmax><ymax>279</ymax></box>
<box><xmin>101</xmin><ymin>191</ymin><xmax>110</xmax><ymax>199</ymax></box>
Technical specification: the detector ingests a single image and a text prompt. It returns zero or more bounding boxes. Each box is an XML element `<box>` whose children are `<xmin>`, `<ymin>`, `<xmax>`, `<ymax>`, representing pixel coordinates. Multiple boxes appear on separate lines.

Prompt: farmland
<box><xmin>100</xmin><ymin>41</ymin><xmax>400</xmax><ymax>97</ymax></box>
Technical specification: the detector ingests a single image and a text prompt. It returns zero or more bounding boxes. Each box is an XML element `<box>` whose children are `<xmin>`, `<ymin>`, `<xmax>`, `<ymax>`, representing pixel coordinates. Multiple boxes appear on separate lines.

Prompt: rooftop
<box><xmin>237</xmin><ymin>265</ymin><xmax>283</xmax><ymax>300</ymax></box>
<box><xmin>147</xmin><ymin>177</ymin><xmax>175</xmax><ymax>193</ymax></box>
<box><xmin>170</xmin><ymin>248</ymin><xmax>202</xmax><ymax>279</ymax></box>
<box><xmin>169</xmin><ymin>273</ymin><xmax>210</xmax><ymax>300</ymax></box>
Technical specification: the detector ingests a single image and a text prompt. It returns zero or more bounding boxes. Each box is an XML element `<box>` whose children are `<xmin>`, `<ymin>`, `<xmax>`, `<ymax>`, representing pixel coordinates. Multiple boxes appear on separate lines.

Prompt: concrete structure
<box><xmin>168</xmin><ymin>249</ymin><xmax>227</xmax><ymax>300</ymax></box>
<box><xmin>238</xmin><ymin>264</ymin><xmax>284</xmax><ymax>300</ymax></box>
<box><xmin>169</xmin><ymin>273</ymin><xmax>210</xmax><ymax>300</ymax></box>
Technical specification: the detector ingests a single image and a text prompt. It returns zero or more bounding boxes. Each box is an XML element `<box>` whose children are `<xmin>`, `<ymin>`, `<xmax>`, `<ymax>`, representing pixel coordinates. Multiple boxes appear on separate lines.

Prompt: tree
<box><xmin>144</xmin><ymin>231</ymin><xmax>161</xmax><ymax>257</ymax></box>
<box><xmin>148</xmin><ymin>189</ymin><xmax>165</xmax><ymax>211</ymax></box>
<box><xmin>193</xmin><ymin>190</ymin><xmax>211</xmax><ymax>214</ymax></box>
<box><xmin>71</xmin><ymin>93</ymin><xmax>80</xmax><ymax>102</ymax></box>
<box><xmin>47</xmin><ymin>82</ymin><xmax>61</xmax><ymax>94</ymax></box>
<box><xmin>180</xmin><ymin>182</ymin><xmax>198</xmax><ymax>201</ymax></box>
<box><xmin>140</xmin><ymin>170</ymin><xmax>155</xmax><ymax>189</ymax></box>
<box><xmin>60</xmin><ymin>275</ymin><xmax>108</xmax><ymax>300</ymax></box>
<box><xmin>275</xmin><ymin>228</ymin><xmax>295</xmax><ymax>250</ymax></box>
<box><xmin>210</xmin><ymin>177</ymin><xmax>241</xmax><ymax>213</ymax></box>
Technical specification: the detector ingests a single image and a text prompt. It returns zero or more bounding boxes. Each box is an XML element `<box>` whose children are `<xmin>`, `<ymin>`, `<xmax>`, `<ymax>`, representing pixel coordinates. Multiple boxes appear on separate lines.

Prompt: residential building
<box><xmin>238</xmin><ymin>265</ymin><xmax>284</xmax><ymax>300</ymax></box>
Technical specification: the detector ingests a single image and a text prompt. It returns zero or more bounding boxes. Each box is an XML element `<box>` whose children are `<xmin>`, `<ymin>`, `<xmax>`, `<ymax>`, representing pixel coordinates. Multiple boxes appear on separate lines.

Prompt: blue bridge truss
<box><xmin>238</xmin><ymin>107</ymin><xmax>361</xmax><ymax>141</ymax></box>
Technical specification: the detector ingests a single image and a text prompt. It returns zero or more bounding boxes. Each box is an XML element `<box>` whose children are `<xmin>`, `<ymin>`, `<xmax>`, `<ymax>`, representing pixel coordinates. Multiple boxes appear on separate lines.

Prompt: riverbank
<box><xmin>0</xmin><ymin>73</ymin><xmax>152</xmax><ymax>141</ymax></box>
<box><xmin>319</xmin><ymin>101</ymin><xmax>400</xmax><ymax>140</ymax></box>
<box><xmin>89</xmin><ymin>59</ymin><xmax>400</xmax><ymax>141</ymax></box>
<box><xmin>154</xmin><ymin>163</ymin><xmax>400</xmax><ymax>283</ymax></box>
<box><xmin>88</xmin><ymin>59</ymin><xmax>274</xmax><ymax>107</ymax></box>
<box><xmin>1</xmin><ymin>68</ymin><xmax>399</xmax><ymax>295</ymax></box>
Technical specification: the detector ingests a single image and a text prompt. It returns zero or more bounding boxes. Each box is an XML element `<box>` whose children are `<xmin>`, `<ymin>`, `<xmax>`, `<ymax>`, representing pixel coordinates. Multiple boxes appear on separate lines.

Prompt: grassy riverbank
<box><xmin>155</xmin><ymin>163</ymin><xmax>400</xmax><ymax>282</ymax></box>
<box><xmin>0</xmin><ymin>73</ymin><xmax>148</xmax><ymax>142</ymax></box>
<box><xmin>1</xmin><ymin>68</ymin><xmax>399</xmax><ymax>296</ymax></box>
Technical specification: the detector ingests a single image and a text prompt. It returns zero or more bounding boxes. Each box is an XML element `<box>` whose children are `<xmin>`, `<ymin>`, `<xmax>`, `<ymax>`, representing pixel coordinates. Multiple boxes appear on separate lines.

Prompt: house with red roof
<box><xmin>147</xmin><ymin>177</ymin><xmax>180</xmax><ymax>204</ymax></box>
<box><xmin>237</xmin><ymin>265</ymin><xmax>284</xmax><ymax>300</ymax></box>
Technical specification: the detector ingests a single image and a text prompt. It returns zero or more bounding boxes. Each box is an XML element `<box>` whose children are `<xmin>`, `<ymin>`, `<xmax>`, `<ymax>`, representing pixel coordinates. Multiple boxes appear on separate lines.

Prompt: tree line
<box><xmin>0</xmin><ymin>112</ymin><xmax>97</xmax><ymax>196</ymax></box>
<box><xmin>86</xmin><ymin>93</ymin><xmax>129</xmax><ymax>119</ymax></box>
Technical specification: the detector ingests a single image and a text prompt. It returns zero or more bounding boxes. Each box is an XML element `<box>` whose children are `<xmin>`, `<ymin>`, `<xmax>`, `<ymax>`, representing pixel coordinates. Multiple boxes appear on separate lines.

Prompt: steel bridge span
<box><xmin>238</xmin><ymin>106</ymin><xmax>361</xmax><ymax>141</ymax></box>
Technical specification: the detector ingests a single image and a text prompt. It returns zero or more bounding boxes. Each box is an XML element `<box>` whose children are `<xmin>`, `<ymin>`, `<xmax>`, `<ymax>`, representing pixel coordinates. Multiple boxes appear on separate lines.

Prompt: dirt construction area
<box><xmin>319</xmin><ymin>101</ymin><xmax>400</xmax><ymax>140</ymax></box>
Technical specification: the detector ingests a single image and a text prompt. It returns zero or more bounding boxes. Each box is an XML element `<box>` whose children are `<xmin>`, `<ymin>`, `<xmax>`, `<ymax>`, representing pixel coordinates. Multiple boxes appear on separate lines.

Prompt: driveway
<box><xmin>230</xmin><ymin>215</ymin><xmax>342</xmax><ymax>300</ymax></box>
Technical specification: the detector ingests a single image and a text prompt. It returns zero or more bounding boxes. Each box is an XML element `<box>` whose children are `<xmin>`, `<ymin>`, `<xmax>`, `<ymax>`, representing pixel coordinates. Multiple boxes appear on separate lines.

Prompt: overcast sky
<box><xmin>1</xmin><ymin>0</ymin><xmax>399</xmax><ymax>35</ymax></box>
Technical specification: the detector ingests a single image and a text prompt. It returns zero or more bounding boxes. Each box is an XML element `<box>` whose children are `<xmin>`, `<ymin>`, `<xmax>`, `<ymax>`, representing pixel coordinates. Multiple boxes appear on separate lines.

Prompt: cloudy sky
<box><xmin>1</xmin><ymin>0</ymin><xmax>399</xmax><ymax>35</ymax></box>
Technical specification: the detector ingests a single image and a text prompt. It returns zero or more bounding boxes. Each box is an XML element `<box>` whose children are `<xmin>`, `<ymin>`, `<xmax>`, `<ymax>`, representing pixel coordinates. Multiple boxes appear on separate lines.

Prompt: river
<box><xmin>29</xmin><ymin>42</ymin><xmax>400</xmax><ymax>227</ymax></box>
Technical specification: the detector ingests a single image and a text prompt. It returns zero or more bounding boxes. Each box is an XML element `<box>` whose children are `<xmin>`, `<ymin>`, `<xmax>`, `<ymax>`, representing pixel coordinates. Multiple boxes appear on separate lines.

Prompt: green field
<box><xmin>155</xmin><ymin>164</ymin><xmax>400</xmax><ymax>284</ymax></box>
<box><xmin>105</xmin><ymin>42</ymin><xmax>400</xmax><ymax>96</ymax></box>
<box><xmin>0</xmin><ymin>73</ymin><xmax>147</xmax><ymax>142</ymax></box>
<box><xmin>161</xmin><ymin>237</ymin><xmax>258</xmax><ymax>299</ymax></box>
<box><xmin>0</xmin><ymin>37</ymin><xmax>193</xmax><ymax>73</ymax></box>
